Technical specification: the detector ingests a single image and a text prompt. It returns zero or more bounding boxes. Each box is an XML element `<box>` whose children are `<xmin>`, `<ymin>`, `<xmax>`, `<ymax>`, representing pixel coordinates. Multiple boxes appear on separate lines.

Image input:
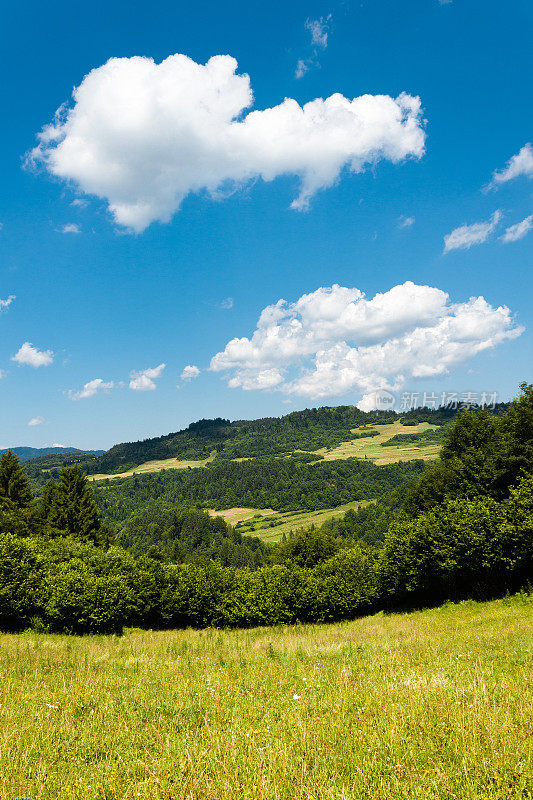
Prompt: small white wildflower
<box><xmin>293</xmin><ymin>694</ymin><xmax>301</xmax><ymax>700</ymax></box>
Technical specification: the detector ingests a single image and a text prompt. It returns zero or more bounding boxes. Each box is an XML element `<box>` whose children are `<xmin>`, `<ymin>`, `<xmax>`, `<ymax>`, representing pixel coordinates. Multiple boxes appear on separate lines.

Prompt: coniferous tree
<box><xmin>0</xmin><ymin>450</ymin><xmax>32</xmax><ymax>510</ymax></box>
<box><xmin>42</xmin><ymin>464</ymin><xmax>103</xmax><ymax>544</ymax></box>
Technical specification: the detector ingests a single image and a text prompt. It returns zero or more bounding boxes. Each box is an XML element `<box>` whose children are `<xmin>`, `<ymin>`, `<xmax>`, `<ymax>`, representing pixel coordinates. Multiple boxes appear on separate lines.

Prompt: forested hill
<box><xmin>85</xmin><ymin>404</ymin><xmax>463</xmax><ymax>475</ymax></box>
<box><xmin>1</xmin><ymin>446</ymin><xmax>103</xmax><ymax>463</ymax></box>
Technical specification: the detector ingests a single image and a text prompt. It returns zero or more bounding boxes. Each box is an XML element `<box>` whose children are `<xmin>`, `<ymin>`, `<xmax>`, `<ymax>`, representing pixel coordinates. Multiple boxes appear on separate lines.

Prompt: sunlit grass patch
<box><xmin>0</xmin><ymin>594</ymin><xmax>531</xmax><ymax>799</ymax></box>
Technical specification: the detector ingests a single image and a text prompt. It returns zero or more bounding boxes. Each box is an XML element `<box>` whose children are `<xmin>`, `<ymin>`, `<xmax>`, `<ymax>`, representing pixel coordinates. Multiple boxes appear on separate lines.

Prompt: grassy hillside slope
<box><xmin>209</xmin><ymin>500</ymin><xmax>374</xmax><ymax>542</ymax></box>
<box><xmin>1</xmin><ymin>594</ymin><xmax>531</xmax><ymax>799</ymax></box>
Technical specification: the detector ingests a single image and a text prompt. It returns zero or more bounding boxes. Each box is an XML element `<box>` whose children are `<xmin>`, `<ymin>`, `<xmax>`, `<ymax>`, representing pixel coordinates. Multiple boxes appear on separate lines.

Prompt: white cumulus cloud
<box><xmin>129</xmin><ymin>363</ymin><xmax>166</xmax><ymax>391</ymax></box>
<box><xmin>12</xmin><ymin>342</ymin><xmax>54</xmax><ymax>368</ymax></box>
<box><xmin>210</xmin><ymin>281</ymin><xmax>523</xmax><ymax>401</ymax></box>
<box><xmin>501</xmin><ymin>214</ymin><xmax>533</xmax><ymax>243</ymax></box>
<box><xmin>443</xmin><ymin>210</ymin><xmax>502</xmax><ymax>253</ymax></box>
<box><xmin>0</xmin><ymin>295</ymin><xmax>15</xmax><ymax>312</ymax></box>
<box><xmin>29</xmin><ymin>53</ymin><xmax>426</xmax><ymax>232</ymax></box>
<box><xmin>28</xmin><ymin>416</ymin><xmax>45</xmax><ymax>426</ymax></box>
<box><xmin>180</xmin><ymin>364</ymin><xmax>200</xmax><ymax>381</ymax></box>
<box><xmin>69</xmin><ymin>378</ymin><xmax>114</xmax><ymax>400</ymax></box>
<box><xmin>490</xmin><ymin>143</ymin><xmax>533</xmax><ymax>187</ymax></box>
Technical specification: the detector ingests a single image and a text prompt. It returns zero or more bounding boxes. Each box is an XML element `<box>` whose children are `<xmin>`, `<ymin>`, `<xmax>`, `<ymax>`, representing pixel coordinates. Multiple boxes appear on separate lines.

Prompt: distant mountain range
<box><xmin>1</xmin><ymin>446</ymin><xmax>104</xmax><ymax>463</ymax></box>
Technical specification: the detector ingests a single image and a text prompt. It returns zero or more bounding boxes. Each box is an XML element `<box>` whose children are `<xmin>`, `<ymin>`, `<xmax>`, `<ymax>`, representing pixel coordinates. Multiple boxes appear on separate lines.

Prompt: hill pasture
<box><xmin>319</xmin><ymin>421</ymin><xmax>441</xmax><ymax>464</ymax></box>
<box><xmin>209</xmin><ymin>501</ymin><xmax>374</xmax><ymax>542</ymax></box>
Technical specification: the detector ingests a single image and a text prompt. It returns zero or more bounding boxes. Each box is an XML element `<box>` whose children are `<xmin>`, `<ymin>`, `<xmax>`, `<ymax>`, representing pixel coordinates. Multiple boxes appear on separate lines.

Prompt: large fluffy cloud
<box><xmin>210</xmin><ymin>281</ymin><xmax>523</xmax><ymax>400</ymax></box>
<box><xmin>28</xmin><ymin>54</ymin><xmax>426</xmax><ymax>232</ymax></box>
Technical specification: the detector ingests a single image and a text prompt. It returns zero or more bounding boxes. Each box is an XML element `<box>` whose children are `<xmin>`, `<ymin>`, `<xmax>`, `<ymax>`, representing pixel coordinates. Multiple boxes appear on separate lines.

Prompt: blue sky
<box><xmin>1</xmin><ymin>0</ymin><xmax>532</xmax><ymax>450</ymax></box>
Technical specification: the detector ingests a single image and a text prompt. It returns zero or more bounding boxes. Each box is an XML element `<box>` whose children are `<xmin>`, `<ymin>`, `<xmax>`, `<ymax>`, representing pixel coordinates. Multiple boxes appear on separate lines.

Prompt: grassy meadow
<box><xmin>209</xmin><ymin>501</ymin><xmax>373</xmax><ymax>542</ymax></box>
<box><xmin>88</xmin><ymin>453</ymin><xmax>216</xmax><ymax>482</ymax></box>
<box><xmin>1</xmin><ymin>594</ymin><xmax>531</xmax><ymax>800</ymax></box>
<box><xmin>318</xmin><ymin>422</ymin><xmax>441</xmax><ymax>465</ymax></box>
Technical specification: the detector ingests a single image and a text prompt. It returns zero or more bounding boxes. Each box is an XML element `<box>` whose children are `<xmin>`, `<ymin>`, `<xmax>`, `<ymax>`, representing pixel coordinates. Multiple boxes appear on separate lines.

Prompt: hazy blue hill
<box><xmin>1</xmin><ymin>446</ymin><xmax>103</xmax><ymax>462</ymax></box>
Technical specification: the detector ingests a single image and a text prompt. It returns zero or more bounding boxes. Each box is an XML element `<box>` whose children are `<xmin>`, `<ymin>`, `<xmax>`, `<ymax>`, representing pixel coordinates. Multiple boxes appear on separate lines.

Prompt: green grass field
<box><xmin>1</xmin><ymin>594</ymin><xmax>531</xmax><ymax>799</ymax></box>
<box><xmin>209</xmin><ymin>501</ymin><xmax>374</xmax><ymax>542</ymax></box>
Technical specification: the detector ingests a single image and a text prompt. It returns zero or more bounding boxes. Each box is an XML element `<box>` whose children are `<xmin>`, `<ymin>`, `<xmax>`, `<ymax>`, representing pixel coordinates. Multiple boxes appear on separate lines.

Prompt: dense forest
<box><xmin>93</xmin><ymin>456</ymin><xmax>426</xmax><ymax>523</ymax></box>
<box><xmin>0</xmin><ymin>384</ymin><xmax>531</xmax><ymax>634</ymax></box>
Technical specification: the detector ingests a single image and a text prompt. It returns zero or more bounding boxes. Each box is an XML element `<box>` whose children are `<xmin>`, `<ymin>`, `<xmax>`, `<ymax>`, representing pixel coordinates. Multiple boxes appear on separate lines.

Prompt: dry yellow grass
<box><xmin>0</xmin><ymin>594</ymin><xmax>531</xmax><ymax>799</ymax></box>
<box><xmin>88</xmin><ymin>453</ymin><xmax>215</xmax><ymax>482</ymax></box>
<box><xmin>206</xmin><ymin>507</ymin><xmax>276</xmax><ymax>525</ymax></box>
<box><xmin>210</xmin><ymin>501</ymin><xmax>374</xmax><ymax>542</ymax></box>
<box><xmin>319</xmin><ymin>422</ymin><xmax>440</xmax><ymax>465</ymax></box>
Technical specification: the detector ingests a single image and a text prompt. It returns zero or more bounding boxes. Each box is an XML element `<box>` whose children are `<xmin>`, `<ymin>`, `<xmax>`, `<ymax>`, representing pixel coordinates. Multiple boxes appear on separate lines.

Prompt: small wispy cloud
<box><xmin>28</xmin><ymin>416</ymin><xmax>45</xmax><ymax>426</ymax></box>
<box><xmin>443</xmin><ymin>210</ymin><xmax>502</xmax><ymax>253</ymax></box>
<box><xmin>220</xmin><ymin>297</ymin><xmax>234</xmax><ymax>310</ymax></box>
<box><xmin>12</xmin><ymin>342</ymin><xmax>54</xmax><ymax>368</ymax></box>
<box><xmin>60</xmin><ymin>223</ymin><xmax>81</xmax><ymax>234</ymax></box>
<box><xmin>398</xmin><ymin>216</ymin><xmax>415</xmax><ymax>229</ymax></box>
<box><xmin>71</xmin><ymin>199</ymin><xmax>89</xmax><ymax>208</ymax></box>
<box><xmin>69</xmin><ymin>378</ymin><xmax>114</xmax><ymax>400</ymax></box>
<box><xmin>295</xmin><ymin>14</ymin><xmax>332</xmax><ymax>79</ymax></box>
<box><xmin>180</xmin><ymin>364</ymin><xmax>200</xmax><ymax>381</ymax></box>
<box><xmin>0</xmin><ymin>294</ymin><xmax>15</xmax><ymax>312</ymax></box>
<box><xmin>129</xmin><ymin>363</ymin><xmax>165</xmax><ymax>391</ymax></box>
<box><xmin>305</xmin><ymin>16</ymin><xmax>331</xmax><ymax>48</ymax></box>
<box><xmin>295</xmin><ymin>59</ymin><xmax>310</xmax><ymax>80</ymax></box>
<box><xmin>501</xmin><ymin>214</ymin><xmax>533</xmax><ymax>243</ymax></box>
<box><xmin>489</xmin><ymin>143</ymin><xmax>533</xmax><ymax>189</ymax></box>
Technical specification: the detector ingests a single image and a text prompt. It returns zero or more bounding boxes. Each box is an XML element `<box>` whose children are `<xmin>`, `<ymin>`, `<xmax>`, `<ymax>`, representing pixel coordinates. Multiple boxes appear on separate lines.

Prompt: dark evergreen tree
<box><xmin>41</xmin><ymin>464</ymin><xmax>104</xmax><ymax>544</ymax></box>
<box><xmin>0</xmin><ymin>450</ymin><xmax>32</xmax><ymax>510</ymax></box>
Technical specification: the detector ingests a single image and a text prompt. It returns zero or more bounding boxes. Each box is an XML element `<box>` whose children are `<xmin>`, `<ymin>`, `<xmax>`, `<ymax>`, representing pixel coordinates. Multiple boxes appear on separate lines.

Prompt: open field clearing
<box><xmin>209</xmin><ymin>501</ymin><xmax>373</xmax><ymax>542</ymax></box>
<box><xmin>319</xmin><ymin>422</ymin><xmax>441</xmax><ymax>465</ymax></box>
<box><xmin>0</xmin><ymin>595</ymin><xmax>531</xmax><ymax>799</ymax></box>
<box><xmin>88</xmin><ymin>453</ymin><xmax>215</xmax><ymax>482</ymax></box>
<box><xmin>207</xmin><ymin>506</ymin><xmax>276</xmax><ymax>525</ymax></box>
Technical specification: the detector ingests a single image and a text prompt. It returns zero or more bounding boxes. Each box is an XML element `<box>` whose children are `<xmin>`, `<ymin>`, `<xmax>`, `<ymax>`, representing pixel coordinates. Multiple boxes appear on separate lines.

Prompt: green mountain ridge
<box><xmin>1</xmin><ymin>446</ymin><xmax>103</xmax><ymax>463</ymax></box>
